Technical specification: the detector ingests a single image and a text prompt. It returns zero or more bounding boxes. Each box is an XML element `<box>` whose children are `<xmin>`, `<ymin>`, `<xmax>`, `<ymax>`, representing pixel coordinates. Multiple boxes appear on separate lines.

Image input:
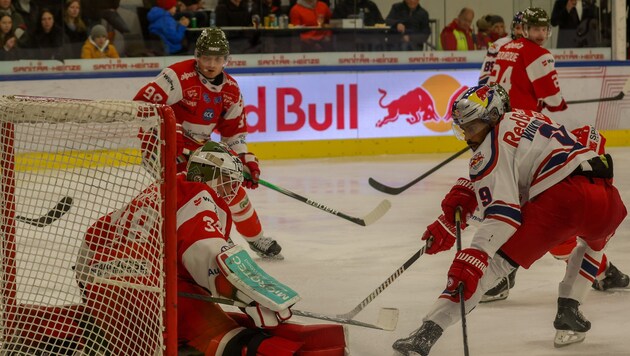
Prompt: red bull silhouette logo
<box><xmin>376</xmin><ymin>87</ymin><xmax>438</xmax><ymax>127</ymax></box>
<box><xmin>375</xmin><ymin>74</ymin><xmax>469</xmax><ymax>133</ymax></box>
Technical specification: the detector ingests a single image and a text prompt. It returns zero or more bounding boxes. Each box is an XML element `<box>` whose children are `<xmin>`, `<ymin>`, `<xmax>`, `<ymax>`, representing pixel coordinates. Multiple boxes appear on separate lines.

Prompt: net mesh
<box><xmin>0</xmin><ymin>95</ymin><xmax>170</xmax><ymax>355</ymax></box>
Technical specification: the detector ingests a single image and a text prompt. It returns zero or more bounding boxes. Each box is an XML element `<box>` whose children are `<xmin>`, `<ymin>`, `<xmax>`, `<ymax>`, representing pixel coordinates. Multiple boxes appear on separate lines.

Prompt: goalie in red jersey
<box><xmin>134</xmin><ymin>27</ymin><xmax>283</xmax><ymax>260</ymax></box>
<box><xmin>74</xmin><ymin>141</ymin><xmax>346</xmax><ymax>355</ymax></box>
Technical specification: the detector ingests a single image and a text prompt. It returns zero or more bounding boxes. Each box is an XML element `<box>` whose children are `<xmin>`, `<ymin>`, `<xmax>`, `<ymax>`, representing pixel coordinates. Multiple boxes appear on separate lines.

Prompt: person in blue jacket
<box><xmin>147</xmin><ymin>0</ymin><xmax>190</xmax><ymax>54</ymax></box>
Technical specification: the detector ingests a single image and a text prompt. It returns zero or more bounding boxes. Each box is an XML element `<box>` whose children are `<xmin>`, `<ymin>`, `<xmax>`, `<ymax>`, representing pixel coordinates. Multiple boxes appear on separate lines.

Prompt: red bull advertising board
<box><xmin>237</xmin><ymin>71</ymin><xmax>481</xmax><ymax>143</ymax></box>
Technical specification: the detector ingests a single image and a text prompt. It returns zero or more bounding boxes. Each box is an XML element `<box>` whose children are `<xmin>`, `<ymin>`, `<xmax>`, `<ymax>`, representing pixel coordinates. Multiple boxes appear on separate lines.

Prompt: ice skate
<box><xmin>592</xmin><ymin>263</ymin><xmax>629</xmax><ymax>291</ymax></box>
<box><xmin>248</xmin><ymin>236</ymin><xmax>284</xmax><ymax>260</ymax></box>
<box><xmin>553</xmin><ymin>297</ymin><xmax>590</xmax><ymax>348</ymax></box>
<box><xmin>392</xmin><ymin>320</ymin><xmax>443</xmax><ymax>356</ymax></box>
<box><xmin>480</xmin><ymin>268</ymin><xmax>517</xmax><ymax>303</ymax></box>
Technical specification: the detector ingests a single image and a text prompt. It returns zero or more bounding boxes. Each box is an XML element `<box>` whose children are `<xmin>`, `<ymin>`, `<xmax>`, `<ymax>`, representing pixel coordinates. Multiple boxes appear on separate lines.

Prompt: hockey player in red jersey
<box><xmin>75</xmin><ymin>141</ymin><xmax>346</xmax><ymax>355</ymax></box>
<box><xmin>392</xmin><ymin>84</ymin><xmax>627</xmax><ymax>355</ymax></box>
<box><xmin>488</xmin><ymin>7</ymin><xmax>567</xmax><ymax>113</ymax></box>
<box><xmin>478</xmin><ymin>10</ymin><xmax>524</xmax><ymax>85</ymax></box>
<box><xmin>133</xmin><ymin>28</ymin><xmax>283</xmax><ymax>259</ymax></box>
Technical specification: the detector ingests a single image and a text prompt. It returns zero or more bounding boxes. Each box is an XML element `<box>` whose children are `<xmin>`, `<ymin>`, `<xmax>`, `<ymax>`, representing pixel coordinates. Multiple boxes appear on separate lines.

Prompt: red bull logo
<box><xmin>376</xmin><ymin>74</ymin><xmax>468</xmax><ymax>133</ymax></box>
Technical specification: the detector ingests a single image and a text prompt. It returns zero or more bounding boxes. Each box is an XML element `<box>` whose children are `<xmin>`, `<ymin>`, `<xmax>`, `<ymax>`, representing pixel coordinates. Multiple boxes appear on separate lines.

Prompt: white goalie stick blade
<box><xmin>554</xmin><ymin>330</ymin><xmax>586</xmax><ymax>348</ymax></box>
<box><xmin>375</xmin><ymin>308</ymin><xmax>399</xmax><ymax>331</ymax></box>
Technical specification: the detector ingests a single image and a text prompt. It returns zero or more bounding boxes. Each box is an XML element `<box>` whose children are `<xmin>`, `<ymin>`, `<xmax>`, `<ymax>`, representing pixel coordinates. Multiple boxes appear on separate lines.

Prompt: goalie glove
<box><xmin>239</xmin><ymin>152</ymin><xmax>261</xmax><ymax>189</ymax></box>
<box><xmin>421</xmin><ymin>214</ymin><xmax>456</xmax><ymax>255</ymax></box>
<box><xmin>441</xmin><ymin>177</ymin><xmax>477</xmax><ymax>228</ymax></box>
<box><xmin>233</xmin><ymin>291</ymin><xmax>293</xmax><ymax>328</ymax></box>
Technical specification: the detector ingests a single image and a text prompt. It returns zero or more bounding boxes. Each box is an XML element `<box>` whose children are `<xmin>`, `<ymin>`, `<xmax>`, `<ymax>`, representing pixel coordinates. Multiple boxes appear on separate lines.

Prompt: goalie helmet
<box><xmin>187</xmin><ymin>141</ymin><xmax>243</xmax><ymax>203</ymax></box>
<box><xmin>522</xmin><ymin>7</ymin><xmax>551</xmax><ymax>38</ymax></box>
<box><xmin>451</xmin><ymin>84</ymin><xmax>510</xmax><ymax>140</ymax></box>
<box><xmin>195</xmin><ymin>28</ymin><xmax>230</xmax><ymax>57</ymax></box>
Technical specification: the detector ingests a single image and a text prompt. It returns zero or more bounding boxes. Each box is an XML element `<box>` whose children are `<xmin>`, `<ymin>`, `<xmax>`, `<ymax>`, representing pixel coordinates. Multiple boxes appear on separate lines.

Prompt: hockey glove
<box><xmin>239</xmin><ymin>152</ymin><xmax>261</xmax><ymax>189</ymax></box>
<box><xmin>421</xmin><ymin>214</ymin><xmax>456</xmax><ymax>255</ymax></box>
<box><xmin>446</xmin><ymin>248</ymin><xmax>488</xmax><ymax>301</ymax></box>
<box><xmin>441</xmin><ymin>178</ymin><xmax>477</xmax><ymax>228</ymax></box>
<box><xmin>234</xmin><ymin>291</ymin><xmax>293</xmax><ymax>328</ymax></box>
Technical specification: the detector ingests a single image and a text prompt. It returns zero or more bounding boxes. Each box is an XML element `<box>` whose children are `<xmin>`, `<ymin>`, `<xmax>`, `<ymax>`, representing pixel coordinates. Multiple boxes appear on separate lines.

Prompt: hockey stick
<box><xmin>253</xmin><ymin>175</ymin><xmax>391</xmax><ymax>226</ymax></box>
<box><xmin>15</xmin><ymin>196</ymin><xmax>73</xmax><ymax>227</ymax></box>
<box><xmin>566</xmin><ymin>77</ymin><xmax>630</xmax><ymax>105</ymax></box>
<box><xmin>455</xmin><ymin>207</ymin><xmax>470</xmax><ymax>356</ymax></box>
<box><xmin>337</xmin><ymin>246</ymin><xmax>425</xmax><ymax>320</ymax></box>
<box><xmin>178</xmin><ymin>292</ymin><xmax>398</xmax><ymax>331</ymax></box>
<box><xmin>368</xmin><ymin>147</ymin><xmax>470</xmax><ymax>195</ymax></box>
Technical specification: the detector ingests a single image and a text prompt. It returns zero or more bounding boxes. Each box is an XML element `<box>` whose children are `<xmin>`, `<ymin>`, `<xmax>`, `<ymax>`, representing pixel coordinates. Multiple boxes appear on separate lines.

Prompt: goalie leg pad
<box><xmin>217</xmin><ymin>245</ymin><xmax>300</xmax><ymax>311</ymax></box>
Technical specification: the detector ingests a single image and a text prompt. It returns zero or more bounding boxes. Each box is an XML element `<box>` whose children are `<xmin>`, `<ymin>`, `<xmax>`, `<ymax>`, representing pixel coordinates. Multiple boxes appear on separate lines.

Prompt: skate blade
<box><xmin>479</xmin><ymin>290</ymin><xmax>509</xmax><ymax>303</ymax></box>
<box><xmin>554</xmin><ymin>330</ymin><xmax>586</xmax><ymax>348</ymax></box>
<box><xmin>257</xmin><ymin>252</ymin><xmax>285</xmax><ymax>261</ymax></box>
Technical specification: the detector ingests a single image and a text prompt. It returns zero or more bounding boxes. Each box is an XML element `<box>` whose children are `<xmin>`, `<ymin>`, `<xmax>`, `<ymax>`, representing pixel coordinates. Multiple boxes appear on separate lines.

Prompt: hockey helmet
<box><xmin>522</xmin><ymin>7</ymin><xmax>551</xmax><ymax>37</ymax></box>
<box><xmin>451</xmin><ymin>83</ymin><xmax>510</xmax><ymax>140</ymax></box>
<box><xmin>511</xmin><ymin>11</ymin><xmax>524</xmax><ymax>39</ymax></box>
<box><xmin>195</xmin><ymin>28</ymin><xmax>230</xmax><ymax>57</ymax></box>
<box><xmin>187</xmin><ymin>141</ymin><xmax>243</xmax><ymax>203</ymax></box>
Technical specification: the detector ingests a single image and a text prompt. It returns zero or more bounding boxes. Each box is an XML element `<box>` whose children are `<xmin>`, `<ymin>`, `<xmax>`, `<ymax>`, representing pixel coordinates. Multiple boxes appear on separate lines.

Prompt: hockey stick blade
<box><xmin>15</xmin><ymin>196</ymin><xmax>73</xmax><ymax>227</ymax></box>
<box><xmin>368</xmin><ymin>147</ymin><xmax>470</xmax><ymax>195</ymax></box>
<box><xmin>254</xmin><ymin>174</ymin><xmax>391</xmax><ymax>226</ymax></box>
<box><xmin>178</xmin><ymin>292</ymin><xmax>397</xmax><ymax>331</ymax></box>
<box><xmin>337</xmin><ymin>246</ymin><xmax>425</xmax><ymax>320</ymax></box>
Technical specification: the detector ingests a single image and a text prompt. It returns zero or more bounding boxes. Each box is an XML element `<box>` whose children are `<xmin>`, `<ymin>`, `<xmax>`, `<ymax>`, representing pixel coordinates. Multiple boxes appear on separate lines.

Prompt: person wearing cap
<box><xmin>80</xmin><ymin>24</ymin><xmax>119</xmax><ymax>58</ymax></box>
<box><xmin>133</xmin><ymin>28</ymin><xmax>286</xmax><ymax>261</ymax></box>
<box><xmin>147</xmin><ymin>0</ymin><xmax>190</xmax><ymax>55</ymax></box>
<box><xmin>475</xmin><ymin>15</ymin><xmax>492</xmax><ymax>49</ymax></box>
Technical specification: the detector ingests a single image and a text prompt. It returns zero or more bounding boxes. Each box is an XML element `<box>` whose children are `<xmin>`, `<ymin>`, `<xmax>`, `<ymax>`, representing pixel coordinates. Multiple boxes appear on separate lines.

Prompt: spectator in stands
<box><xmin>385</xmin><ymin>0</ymin><xmax>430</xmax><ymax>50</ymax></box>
<box><xmin>551</xmin><ymin>0</ymin><xmax>599</xmax><ymax>48</ymax></box>
<box><xmin>475</xmin><ymin>15</ymin><xmax>492</xmax><ymax>50</ymax></box>
<box><xmin>81</xmin><ymin>23</ymin><xmax>119</xmax><ymax>58</ymax></box>
<box><xmin>289</xmin><ymin>0</ymin><xmax>332</xmax><ymax>52</ymax></box>
<box><xmin>62</xmin><ymin>0</ymin><xmax>87</xmax><ymax>58</ymax></box>
<box><xmin>0</xmin><ymin>0</ymin><xmax>29</xmax><ymax>47</ymax></box>
<box><xmin>80</xmin><ymin>0</ymin><xmax>130</xmax><ymax>36</ymax></box>
<box><xmin>29</xmin><ymin>8</ymin><xmax>67</xmax><ymax>59</ymax></box>
<box><xmin>0</xmin><ymin>11</ymin><xmax>20</xmax><ymax>60</ymax></box>
<box><xmin>12</xmin><ymin>0</ymin><xmax>38</xmax><ymax>36</ymax></box>
<box><xmin>488</xmin><ymin>14</ymin><xmax>507</xmax><ymax>41</ymax></box>
<box><xmin>176</xmin><ymin>0</ymin><xmax>208</xmax><ymax>27</ymax></box>
<box><xmin>253</xmin><ymin>0</ymin><xmax>283</xmax><ymax>19</ymax></box>
<box><xmin>147</xmin><ymin>0</ymin><xmax>189</xmax><ymax>55</ymax></box>
<box><xmin>333</xmin><ymin>0</ymin><xmax>384</xmax><ymax>27</ymax></box>
<box><xmin>439</xmin><ymin>7</ymin><xmax>475</xmax><ymax>50</ymax></box>
<box><xmin>215</xmin><ymin>0</ymin><xmax>251</xmax><ymax>26</ymax></box>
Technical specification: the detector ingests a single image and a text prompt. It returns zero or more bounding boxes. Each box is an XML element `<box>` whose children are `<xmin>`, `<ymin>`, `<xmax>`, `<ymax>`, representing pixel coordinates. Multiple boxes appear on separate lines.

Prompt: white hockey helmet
<box><xmin>451</xmin><ymin>83</ymin><xmax>510</xmax><ymax>140</ymax></box>
<box><xmin>186</xmin><ymin>141</ymin><xmax>243</xmax><ymax>203</ymax></box>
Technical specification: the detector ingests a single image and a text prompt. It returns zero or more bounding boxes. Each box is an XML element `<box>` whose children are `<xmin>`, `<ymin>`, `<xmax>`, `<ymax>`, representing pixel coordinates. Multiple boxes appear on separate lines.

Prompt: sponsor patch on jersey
<box><xmin>203</xmin><ymin>92</ymin><xmax>211</xmax><ymax>103</ymax></box>
<box><xmin>90</xmin><ymin>259</ymin><xmax>150</xmax><ymax>279</ymax></box>
<box><xmin>180</xmin><ymin>71</ymin><xmax>195</xmax><ymax>81</ymax></box>
<box><xmin>185</xmin><ymin>86</ymin><xmax>200</xmax><ymax>100</ymax></box>
<box><xmin>203</xmin><ymin>109</ymin><xmax>215</xmax><ymax>121</ymax></box>
<box><xmin>470</xmin><ymin>152</ymin><xmax>485</xmax><ymax>170</ymax></box>
<box><xmin>214</xmin><ymin>96</ymin><xmax>222</xmax><ymax>104</ymax></box>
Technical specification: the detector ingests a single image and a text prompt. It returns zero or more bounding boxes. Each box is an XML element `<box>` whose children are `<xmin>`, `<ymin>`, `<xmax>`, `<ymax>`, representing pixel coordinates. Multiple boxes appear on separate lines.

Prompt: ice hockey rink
<box><xmin>238</xmin><ymin>148</ymin><xmax>630</xmax><ymax>356</ymax></box>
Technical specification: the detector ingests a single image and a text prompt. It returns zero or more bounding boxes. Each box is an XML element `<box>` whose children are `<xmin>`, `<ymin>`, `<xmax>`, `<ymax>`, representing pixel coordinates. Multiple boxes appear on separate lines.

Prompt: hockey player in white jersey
<box><xmin>478</xmin><ymin>10</ymin><xmax>524</xmax><ymax>85</ymax></box>
<box><xmin>392</xmin><ymin>84</ymin><xmax>627</xmax><ymax>355</ymax></box>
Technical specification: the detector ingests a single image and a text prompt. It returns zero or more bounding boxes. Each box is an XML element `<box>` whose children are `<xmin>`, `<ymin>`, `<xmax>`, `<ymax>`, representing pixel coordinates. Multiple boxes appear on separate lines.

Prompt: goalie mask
<box><xmin>451</xmin><ymin>83</ymin><xmax>510</xmax><ymax>141</ymax></box>
<box><xmin>187</xmin><ymin>141</ymin><xmax>244</xmax><ymax>203</ymax></box>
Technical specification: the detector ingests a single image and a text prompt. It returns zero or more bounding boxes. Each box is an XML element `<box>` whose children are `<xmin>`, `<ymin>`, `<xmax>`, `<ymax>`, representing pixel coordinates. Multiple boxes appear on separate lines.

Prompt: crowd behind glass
<box><xmin>0</xmin><ymin>0</ymin><xmax>614</xmax><ymax>61</ymax></box>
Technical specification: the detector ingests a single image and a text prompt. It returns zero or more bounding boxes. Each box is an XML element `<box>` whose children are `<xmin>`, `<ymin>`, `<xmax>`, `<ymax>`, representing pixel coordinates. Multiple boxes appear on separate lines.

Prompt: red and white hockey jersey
<box><xmin>488</xmin><ymin>37</ymin><xmax>567</xmax><ymax>112</ymax></box>
<box><xmin>134</xmin><ymin>59</ymin><xmax>248</xmax><ymax>154</ymax></box>
<box><xmin>467</xmin><ymin>109</ymin><xmax>597</xmax><ymax>256</ymax></box>
<box><xmin>478</xmin><ymin>36</ymin><xmax>512</xmax><ymax>85</ymax></box>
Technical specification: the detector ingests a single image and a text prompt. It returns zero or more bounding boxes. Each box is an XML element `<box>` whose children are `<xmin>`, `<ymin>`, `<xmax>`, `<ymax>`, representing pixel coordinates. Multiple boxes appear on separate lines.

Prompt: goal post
<box><xmin>0</xmin><ymin>95</ymin><xmax>177</xmax><ymax>355</ymax></box>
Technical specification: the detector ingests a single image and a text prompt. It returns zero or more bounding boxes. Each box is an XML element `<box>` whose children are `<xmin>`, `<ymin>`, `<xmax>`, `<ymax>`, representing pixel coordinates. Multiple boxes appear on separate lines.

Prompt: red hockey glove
<box><xmin>446</xmin><ymin>248</ymin><xmax>488</xmax><ymax>301</ymax></box>
<box><xmin>441</xmin><ymin>178</ymin><xmax>477</xmax><ymax>228</ymax></box>
<box><xmin>239</xmin><ymin>152</ymin><xmax>261</xmax><ymax>189</ymax></box>
<box><xmin>421</xmin><ymin>214</ymin><xmax>456</xmax><ymax>255</ymax></box>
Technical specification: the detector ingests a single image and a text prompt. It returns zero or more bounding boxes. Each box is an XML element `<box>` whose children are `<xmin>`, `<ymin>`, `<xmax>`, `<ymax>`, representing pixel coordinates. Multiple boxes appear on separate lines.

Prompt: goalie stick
<box><xmin>178</xmin><ymin>292</ymin><xmax>398</xmax><ymax>331</ymax></box>
<box><xmin>337</xmin><ymin>246</ymin><xmax>425</xmax><ymax>320</ymax></box>
<box><xmin>368</xmin><ymin>147</ymin><xmax>470</xmax><ymax>195</ymax></box>
<box><xmin>566</xmin><ymin>77</ymin><xmax>630</xmax><ymax>105</ymax></box>
<box><xmin>253</xmin><ymin>174</ymin><xmax>392</xmax><ymax>227</ymax></box>
<box><xmin>15</xmin><ymin>196</ymin><xmax>73</xmax><ymax>227</ymax></box>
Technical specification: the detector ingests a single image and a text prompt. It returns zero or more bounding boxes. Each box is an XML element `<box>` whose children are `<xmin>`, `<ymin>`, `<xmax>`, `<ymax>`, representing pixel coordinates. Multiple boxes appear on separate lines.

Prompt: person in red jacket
<box><xmin>438</xmin><ymin>7</ymin><xmax>475</xmax><ymax>50</ymax></box>
<box><xmin>134</xmin><ymin>28</ymin><xmax>284</xmax><ymax>260</ymax></box>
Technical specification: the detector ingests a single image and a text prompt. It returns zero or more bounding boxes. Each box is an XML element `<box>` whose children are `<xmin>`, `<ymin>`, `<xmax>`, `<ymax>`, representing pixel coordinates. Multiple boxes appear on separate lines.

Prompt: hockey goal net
<box><xmin>0</xmin><ymin>95</ymin><xmax>177</xmax><ymax>355</ymax></box>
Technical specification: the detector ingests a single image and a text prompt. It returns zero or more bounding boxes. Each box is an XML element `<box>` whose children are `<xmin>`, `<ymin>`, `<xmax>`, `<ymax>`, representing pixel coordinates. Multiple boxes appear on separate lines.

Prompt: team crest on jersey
<box><xmin>470</xmin><ymin>152</ymin><xmax>485</xmax><ymax>170</ymax></box>
<box><xmin>203</xmin><ymin>109</ymin><xmax>215</xmax><ymax>121</ymax></box>
<box><xmin>185</xmin><ymin>86</ymin><xmax>200</xmax><ymax>100</ymax></box>
<box><xmin>214</xmin><ymin>96</ymin><xmax>222</xmax><ymax>104</ymax></box>
<box><xmin>203</xmin><ymin>92</ymin><xmax>211</xmax><ymax>103</ymax></box>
